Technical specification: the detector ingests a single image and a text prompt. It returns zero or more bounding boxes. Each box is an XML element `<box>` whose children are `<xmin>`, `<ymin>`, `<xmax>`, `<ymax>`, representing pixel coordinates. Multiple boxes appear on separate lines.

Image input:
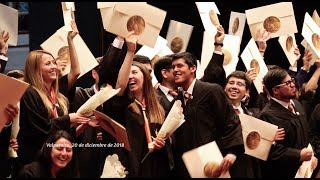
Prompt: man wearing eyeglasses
<box><xmin>258</xmin><ymin>68</ymin><xmax>317</xmax><ymax>178</ymax></box>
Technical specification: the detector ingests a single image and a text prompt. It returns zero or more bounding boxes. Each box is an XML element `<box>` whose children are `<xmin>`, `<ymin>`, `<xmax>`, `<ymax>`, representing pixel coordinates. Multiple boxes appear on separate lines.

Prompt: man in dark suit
<box><xmin>258</xmin><ymin>68</ymin><xmax>317</xmax><ymax>178</ymax></box>
<box><xmin>171</xmin><ymin>50</ymin><xmax>244</xmax><ymax>178</ymax></box>
<box><xmin>153</xmin><ymin>54</ymin><xmax>176</xmax><ymax>114</ymax></box>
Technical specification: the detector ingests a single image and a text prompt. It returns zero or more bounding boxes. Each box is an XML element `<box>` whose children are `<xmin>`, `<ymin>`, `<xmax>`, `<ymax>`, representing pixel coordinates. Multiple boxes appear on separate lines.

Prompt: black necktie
<box><xmin>234</xmin><ymin>108</ymin><xmax>240</xmax><ymax>115</ymax></box>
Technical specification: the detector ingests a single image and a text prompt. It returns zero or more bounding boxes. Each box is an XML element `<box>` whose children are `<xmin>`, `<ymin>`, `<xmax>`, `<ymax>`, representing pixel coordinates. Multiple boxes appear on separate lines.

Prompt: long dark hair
<box><xmin>38</xmin><ymin>130</ymin><xmax>79</xmax><ymax>178</ymax></box>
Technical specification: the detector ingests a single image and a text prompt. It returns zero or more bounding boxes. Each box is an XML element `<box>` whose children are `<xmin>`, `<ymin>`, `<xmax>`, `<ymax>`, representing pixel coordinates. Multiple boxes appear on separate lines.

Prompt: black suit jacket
<box><xmin>258</xmin><ymin>99</ymin><xmax>309</xmax><ymax>178</ymax></box>
<box><xmin>201</xmin><ymin>52</ymin><xmax>226</xmax><ymax>87</ymax></box>
<box><xmin>155</xmin><ymin>87</ymin><xmax>173</xmax><ymax>116</ymax></box>
<box><xmin>173</xmin><ymin>79</ymin><xmax>244</xmax><ymax>177</ymax></box>
<box><xmin>98</xmin><ymin>44</ymin><xmax>123</xmax><ymax>88</ymax></box>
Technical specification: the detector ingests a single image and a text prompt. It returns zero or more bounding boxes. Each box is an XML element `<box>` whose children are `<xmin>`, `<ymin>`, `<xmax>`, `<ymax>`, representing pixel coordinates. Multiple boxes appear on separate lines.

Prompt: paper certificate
<box><xmin>182</xmin><ymin>141</ymin><xmax>231</xmax><ymax>178</ymax></box>
<box><xmin>278</xmin><ymin>34</ymin><xmax>299</xmax><ymax>66</ymax></box>
<box><xmin>77</xmin><ymin>86</ymin><xmax>120</xmax><ymax>117</ymax></box>
<box><xmin>0</xmin><ymin>74</ymin><xmax>29</xmax><ymax>133</ymax></box>
<box><xmin>238</xmin><ymin>114</ymin><xmax>278</xmax><ymax>161</ymax></box>
<box><xmin>240</xmin><ymin>38</ymin><xmax>268</xmax><ymax>93</ymax></box>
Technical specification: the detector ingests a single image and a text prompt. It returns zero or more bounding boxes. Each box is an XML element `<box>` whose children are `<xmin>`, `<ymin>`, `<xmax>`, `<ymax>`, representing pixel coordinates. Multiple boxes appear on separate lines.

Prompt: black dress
<box><xmin>103</xmin><ymin>94</ymin><xmax>171</xmax><ymax>178</ymax></box>
<box><xmin>15</xmin><ymin>87</ymin><xmax>73</xmax><ymax>174</ymax></box>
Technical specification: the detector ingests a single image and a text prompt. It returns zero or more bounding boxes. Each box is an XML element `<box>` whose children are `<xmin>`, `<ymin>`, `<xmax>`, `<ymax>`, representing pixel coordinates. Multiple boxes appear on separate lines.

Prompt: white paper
<box><xmin>228</xmin><ymin>11</ymin><xmax>246</xmax><ymax>41</ymax></box>
<box><xmin>0</xmin><ymin>74</ymin><xmax>29</xmax><ymax>133</ymax></box>
<box><xmin>77</xmin><ymin>86</ymin><xmax>120</xmax><ymax>117</ymax></box>
<box><xmin>302</xmin><ymin>12</ymin><xmax>320</xmax><ymax>58</ymax></box>
<box><xmin>136</xmin><ymin>36</ymin><xmax>168</xmax><ymax>59</ymax></box>
<box><xmin>238</xmin><ymin>114</ymin><xmax>278</xmax><ymax>161</ymax></box>
<box><xmin>201</xmin><ymin>32</ymin><xmax>241</xmax><ymax>77</ymax></box>
<box><xmin>295</xmin><ymin>144</ymin><xmax>315</xmax><ymax>178</ymax></box>
<box><xmin>301</xmin><ymin>39</ymin><xmax>317</xmax><ymax>66</ymax></box>
<box><xmin>278</xmin><ymin>34</ymin><xmax>299</xmax><ymax>66</ymax></box>
<box><xmin>245</xmin><ymin>2</ymin><xmax>297</xmax><ymax>40</ymax></box>
<box><xmin>0</xmin><ymin>3</ymin><xmax>18</xmax><ymax>46</ymax></box>
<box><xmin>240</xmin><ymin>38</ymin><xmax>268</xmax><ymax>93</ymax></box>
<box><xmin>166</xmin><ymin>20</ymin><xmax>194</xmax><ymax>53</ymax></box>
<box><xmin>64</xmin><ymin>2</ymin><xmax>75</xmax><ymax>11</ymax></box>
<box><xmin>157</xmin><ymin>100</ymin><xmax>185</xmax><ymax>140</ymax></box>
<box><xmin>312</xmin><ymin>10</ymin><xmax>320</xmax><ymax>27</ymax></box>
<box><xmin>99</xmin><ymin>2</ymin><xmax>167</xmax><ymax>48</ymax></box>
<box><xmin>62</xmin><ymin>9</ymin><xmax>73</xmax><ymax>31</ymax></box>
<box><xmin>157</xmin><ymin>45</ymin><xmax>174</xmax><ymax>57</ymax></box>
<box><xmin>196</xmin><ymin>60</ymin><xmax>204</xmax><ymax>80</ymax></box>
<box><xmin>40</xmin><ymin>26</ymin><xmax>99</xmax><ymax>78</ymax></box>
<box><xmin>182</xmin><ymin>141</ymin><xmax>231</xmax><ymax>178</ymax></box>
<box><xmin>195</xmin><ymin>2</ymin><xmax>219</xmax><ymax>33</ymax></box>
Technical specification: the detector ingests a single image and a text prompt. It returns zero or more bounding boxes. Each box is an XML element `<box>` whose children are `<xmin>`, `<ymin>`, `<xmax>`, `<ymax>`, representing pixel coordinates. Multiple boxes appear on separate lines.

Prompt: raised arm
<box><xmin>0</xmin><ymin>30</ymin><xmax>9</xmax><ymax>73</ymax></box>
<box><xmin>305</xmin><ymin>59</ymin><xmax>320</xmax><ymax>92</ymax></box>
<box><xmin>115</xmin><ymin>31</ymin><xmax>138</xmax><ymax>96</ymax></box>
<box><xmin>66</xmin><ymin>19</ymin><xmax>81</xmax><ymax>90</ymax></box>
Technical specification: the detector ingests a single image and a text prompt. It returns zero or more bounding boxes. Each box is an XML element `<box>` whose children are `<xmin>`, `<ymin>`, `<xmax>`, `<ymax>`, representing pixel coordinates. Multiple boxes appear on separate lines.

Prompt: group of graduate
<box><xmin>1</xmin><ymin>11</ymin><xmax>320</xmax><ymax>178</ymax></box>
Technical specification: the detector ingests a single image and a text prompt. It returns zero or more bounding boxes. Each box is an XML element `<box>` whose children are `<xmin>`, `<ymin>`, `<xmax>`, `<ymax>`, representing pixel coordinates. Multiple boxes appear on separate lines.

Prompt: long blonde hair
<box><xmin>129</xmin><ymin>62</ymin><xmax>165</xmax><ymax>124</ymax></box>
<box><xmin>24</xmin><ymin>50</ymin><xmax>68</xmax><ymax>116</ymax></box>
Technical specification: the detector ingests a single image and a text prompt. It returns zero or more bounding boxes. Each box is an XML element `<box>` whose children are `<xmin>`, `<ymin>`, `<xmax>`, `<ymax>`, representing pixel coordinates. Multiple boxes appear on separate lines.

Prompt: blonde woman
<box><xmin>15</xmin><ymin>49</ymin><xmax>90</xmax><ymax>174</ymax></box>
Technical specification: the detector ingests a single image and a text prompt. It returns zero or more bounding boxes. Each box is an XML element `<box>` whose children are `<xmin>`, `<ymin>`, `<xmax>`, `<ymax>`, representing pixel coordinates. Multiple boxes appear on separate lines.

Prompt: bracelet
<box><xmin>214</xmin><ymin>42</ymin><xmax>223</xmax><ymax>47</ymax></box>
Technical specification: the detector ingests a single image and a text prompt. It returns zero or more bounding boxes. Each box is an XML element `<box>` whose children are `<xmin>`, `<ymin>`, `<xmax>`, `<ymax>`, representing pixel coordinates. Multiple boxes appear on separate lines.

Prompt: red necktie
<box><xmin>234</xmin><ymin>108</ymin><xmax>240</xmax><ymax>115</ymax></box>
<box><xmin>184</xmin><ymin>92</ymin><xmax>191</xmax><ymax>103</ymax></box>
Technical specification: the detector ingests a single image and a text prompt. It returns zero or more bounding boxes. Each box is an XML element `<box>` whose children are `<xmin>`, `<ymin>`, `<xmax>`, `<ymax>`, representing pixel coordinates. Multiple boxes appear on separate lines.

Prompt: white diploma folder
<box><xmin>40</xmin><ymin>26</ymin><xmax>99</xmax><ymax>78</ymax></box>
<box><xmin>98</xmin><ymin>2</ymin><xmax>166</xmax><ymax>48</ymax></box>
<box><xmin>195</xmin><ymin>2</ymin><xmax>219</xmax><ymax>33</ymax></box>
<box><xmin>136</xmin><ymin>35</ymin><xmax>168</xmax><ymax>60</ymax></box>
<box><xmin>295</xmin><ymin>143</ymin><xmax>315</xmax><ymax>178</ymax></box>
<box><xmin>201</xmin><ymin>32</ymin><xmax>241</xmax><ymax>77</ymax></box>
<box><xmin>240</xmin><ymin>38</ymin><xmax>268</xmax><ymax>93</ymax></box>
<box><xmin>0</xmin><ymin>74</ymin><xmax>29</xmax><ymax>133</ymax></box>
<box><xmin>238</xmin><ymin>114</ymin><xmax>278</xmax><ymax>161</ymax></box>
<box><xmin>312</xmin><ymin>10</ymin><xmax>320</xmax><ymax>27</ymax></box>
<box><xmin>61</xmin><ymin>2</ymin><xmax>75</xmax><ymax>31</ymax></box>
<box><xmin>0</xmin><ymin>3</ymin><xmax>18</xmax><ymax>46</ymax></box>
<box><xmin>93</xmin><ymin>110</ymin><xmax>131</xmax><ymax>151</ymax></box>
<box><xmin>302</xmin><ymin>12</ymin><xmax>320</xmax><ymax>58</ymax></box>
<box><xmin>228</xmin><ymin>11</ymin><xmax>247</xmax><ymax>41</ymax></box>
<box><xmin>166</xmin><ymin>20</ymin><xmax>194</xmax><ymax>53</ymax></box>
<box><xmin>157</xmin><ymin>100</ymin><xmax>185</xmax><ymax>140</ymax></box>
<box><xmin>245</xmin><ymin>2</ymin><xmax>297</xmax><ymax>40</ymax></box>
<box><xmin>182</xmin><ymin>141</ymin><xmax>231</xmax><ymax>178</ymax></box>
<box><xmin>278</xmin><ymin>34</ymin><xmax>299</xmax><ymax>66</ymax></box>
<box><xmin>77</xmin><ymin>86</ymin><xmax>120</xmax><ymax>117</ymax></box>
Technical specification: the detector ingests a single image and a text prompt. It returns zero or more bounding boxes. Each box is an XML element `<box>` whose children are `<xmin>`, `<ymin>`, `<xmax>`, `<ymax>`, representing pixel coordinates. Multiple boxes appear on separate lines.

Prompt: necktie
<box><xmin>288</xmin><ymin>102</ymin><xmax>295</xmax><ymax>114</ymax></box>
<box><xmin>184</xmin><ymin>92</ymin><xmax>191</xmax><ymax>104</ymax></box>
<box><xmin>234</xmin><ymin>108</ymin><xmax>240</xmax><ymax>115</ymax></box>
<box><xmin>168</xmin><ymin>89</ymin><xmax>178</xmax><ymax>97</ymax></box>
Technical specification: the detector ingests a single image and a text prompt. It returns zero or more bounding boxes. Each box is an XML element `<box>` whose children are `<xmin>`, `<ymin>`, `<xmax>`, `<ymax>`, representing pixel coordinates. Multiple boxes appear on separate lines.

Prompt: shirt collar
<box><xmin>92</xmin><ymin>84</ymin><xmax>99</xmax><ymax>94</ymax></box>
<box><xmin>271</xmin><ymin>97</ymin><xmax>295</xmax><ymax>109</ymax></box>
<box><xmin>186</xmin><ymin>78</ymin><xmax>196</xmax><ymax>95</ymax></box>
<box><xmin>233</xmin><ymin>104</ymin><xmax>244</xmax><ymax>114</ymax></box>
<box><xmin>159</xmin><ymin>85</ymin><xmax>170</xmax><ymax>95</ymax></box>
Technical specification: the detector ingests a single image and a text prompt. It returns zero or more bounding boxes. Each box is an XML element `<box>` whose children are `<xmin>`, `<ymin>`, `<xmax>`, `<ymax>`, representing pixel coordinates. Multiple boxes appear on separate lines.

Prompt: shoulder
<box><xmin>22</xmin><ymin>86</ymin><xmax>41</xmax><ymax>100</ymax></box>
<box><xmin>17</xmin><ymin>161</ymin><xmax>46</xmax><ymax>178</ymax></box>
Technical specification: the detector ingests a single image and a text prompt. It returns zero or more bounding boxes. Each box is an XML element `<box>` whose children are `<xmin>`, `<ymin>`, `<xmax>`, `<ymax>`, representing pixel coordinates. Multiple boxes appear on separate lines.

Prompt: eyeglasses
<box><xmin>227</xmin><ymin>81</ymin><xmax>246</xmax><ymax>88</ymax></box>
<box><xmin>274</xmin><ymin>78</ymin><xmax>296</xmax><ymax>88</ymax></box>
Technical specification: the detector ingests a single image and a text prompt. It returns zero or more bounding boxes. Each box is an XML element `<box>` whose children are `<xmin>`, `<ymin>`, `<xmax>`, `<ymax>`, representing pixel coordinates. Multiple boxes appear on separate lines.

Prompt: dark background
<box><xmin>27</xmin><ymin>1</ymin><xmax>320</xmax><ymax>87</ymax></box>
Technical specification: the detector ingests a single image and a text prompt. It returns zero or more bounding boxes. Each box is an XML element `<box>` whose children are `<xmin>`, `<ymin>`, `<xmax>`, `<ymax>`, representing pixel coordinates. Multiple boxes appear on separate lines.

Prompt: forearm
<box><xmin>67</xmin><ymin>37</ymin><xmax>80</xmax><ymax>89</ymax></box>
<box><xmin>116</xmin><ymin>51</ymin><xmax>134</xmax><ymax>96</ymax></box>
<box><xmin>305</xmin><ymin>68</ymin><xmax>320</xmax><ymax>92</ymax></box>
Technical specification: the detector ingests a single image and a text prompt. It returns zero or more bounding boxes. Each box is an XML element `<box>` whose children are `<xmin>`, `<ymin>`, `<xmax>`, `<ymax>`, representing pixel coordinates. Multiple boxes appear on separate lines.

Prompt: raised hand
<box><xmin>215</xmin><ymin>25</ymin><xmax>225</xmax><ymax>43</ymax></box>
<box><xmin>302</xmin><ymin>49</ymin><xmax>313</xmax><ymax>71</ymax></box>
<box><xmin>256</xmin><ymin>29</ymin><xmax>271</xmax><ymax>53</ymax></box>
<box><xmin>125</xmin><ymin>31</ymin><xmax>138</xmax><ymax>53</ymax></box>
<box><xmin>67</xmin><ymin>19</ymin><xmax>79</xmax><ymax>40</ymax></box>
<box><xmin>9</xmin><ymin>138</ymin><xmax>18</xmax><ymax>151</ymax></box>
<box><xmin>152</xmin><ymin>136</ymin><xmax>165</xmax><ymax>150</ymax></box>
<box><xmin>0</xmin><ymin>30</ymin><xmax>9</xmax><ymax>55</ymax></box>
